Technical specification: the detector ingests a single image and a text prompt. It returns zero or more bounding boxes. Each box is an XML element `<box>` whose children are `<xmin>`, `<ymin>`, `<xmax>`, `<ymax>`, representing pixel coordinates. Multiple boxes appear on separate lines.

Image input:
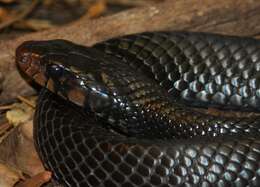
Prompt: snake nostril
<box><xmin>16</xmin><ymin>41</ymin><xmax>33</xmax><ymax>61</ymax></box>
<box><xmin>21</xmin><ymin>54</ymin><xmax>31</xmax><ymax>64</ymax></box>
<box><xmin>16</xmin><ymin>53</ymin><xmax>32</xmax><ymax>73</ymax></box>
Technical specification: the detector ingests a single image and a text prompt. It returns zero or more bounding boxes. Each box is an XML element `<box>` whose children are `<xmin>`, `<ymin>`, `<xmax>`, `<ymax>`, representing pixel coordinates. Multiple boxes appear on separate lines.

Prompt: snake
<box><xmin>15</xmin><ymin>31</ymin><xmax>260</xmax><ymax>187</ymax></box>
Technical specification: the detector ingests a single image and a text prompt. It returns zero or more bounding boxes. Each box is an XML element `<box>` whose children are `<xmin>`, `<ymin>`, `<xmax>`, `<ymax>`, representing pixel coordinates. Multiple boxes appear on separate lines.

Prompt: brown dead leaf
<box><xmin>5</xmin><ymin>96</ymin><xmax>36</xmax><ymax>127</ymax></box>
<box><xmin>0</xmin><ymin>0</ymin><xmax>17</xmax><ymax>3</ymax></box>
<box><xmin>13</xmin><ymin>19</ymin><xmax>55</xmax><ymax>31</ymax></box>
<box><xmin>0</xmin><ymin>122</ymin><xmax>13</xmax><ymax>144</ymax></box>
<box><xmin>0</xmin><ymin>163</ymin><xmax>23</xmax><ymax>187</ymax></box>
<box><xmin>0</xmin><ymin>8</ymin><xmax>9</xmax><ymax>22</ymax></box>
<box><xmin>0</xmin><ymin>0</ymin><xmax>39</xmax><ymax>31</ymax></box>
<box><xmin>108</xmin><ymin>0</ymin><xmax>164</xmax><ymax>6</ymax></box>
<box><xmin>0</xmin><ymin>121</ymin><xmax>45</xmax><ymax>179</ymax></box>
<box><xmin>16</xmin><ymin>121</ymin><xmax>45</xmax><ymax>176</ymax></box>
<box><xmin>6</xmin><ymin>103</ymin><xmax>34</xmax><ymax>127</ymax></box>
<box><xmin>15</xmin><ymin>171</ymin><xmax>52</xmax><ymax>187</ymax></box>
<box><xmin>87</xmin><ymin>0</ymin><xmax>107</xmax><ymax>18</ymax></box>
<box><xmin>0</xmin><ymin>96</ymin><xmax>35</xmax><ymax>145</ymax></box>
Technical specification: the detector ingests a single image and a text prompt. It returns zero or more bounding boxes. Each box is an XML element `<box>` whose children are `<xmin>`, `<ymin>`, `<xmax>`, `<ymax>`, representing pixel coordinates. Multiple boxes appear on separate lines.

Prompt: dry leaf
<box><xmin>0</xmin><ymin>122</ymin><xmax>13</xmax><ymax>144</ymax></box>
<box><xmin>4</xmin><ymin>96</ymin><xmax>44</xmax><ymax>176</ymax></box>
<box><xmin>0</xmin><ymin>8</ymin><xmax>9</xmax><ymax>22</ymax></box>
<box><xmin>0</xmin><ymin>0</ymin><xmax>39</xmax><ymax>31</ymax></box>
<box><xmin>0</xmin><ymin>0</ymin><xmax>17</xmax><ymax>3</ymax></box>
<box><xmin>108</xmin><ymin>0</ymin><xmax>163</xmax><ymax>6</ymax></box>
<box><xmin>6</xmin><ymin>100</ymin><xmax>35</xmax><ymax>127</ymax></box>
<box><xmin>16</xmin><ymin>121</ymin><xmax>45</xmax><ymax>176</ymax></box>
<box><xmin>87</xmin><ymin>0</ymin><xmax>107</xmax><ymax>18</ymax></box>
<box><xmin>0</xmin><ymin>163</ymin><xmax>23</xmax><ymax>187</ymax></box>
<box><xmin>14</xmin><ymin>19</ymin><xmax>55</xmax><ymax>31</ymax></box>
<box><xmin>15</xmin><ymin>171</ymin><xmax>52</xmax><ymax>187</ymax></box>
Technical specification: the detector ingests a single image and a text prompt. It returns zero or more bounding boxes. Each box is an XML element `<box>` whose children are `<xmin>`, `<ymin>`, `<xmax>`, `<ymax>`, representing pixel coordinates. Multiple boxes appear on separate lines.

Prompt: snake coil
<box><xmin>16</xmin><ymin>32</ymin><xmax>260</xmax><ymax>187</ymax></box>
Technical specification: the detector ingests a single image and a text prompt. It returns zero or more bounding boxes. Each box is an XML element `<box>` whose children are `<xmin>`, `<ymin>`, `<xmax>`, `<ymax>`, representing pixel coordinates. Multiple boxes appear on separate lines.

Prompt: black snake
<box><xmin>16</xmin><ymin>32</ymin><xmax>260</xmax><ymax>187</ymax></box>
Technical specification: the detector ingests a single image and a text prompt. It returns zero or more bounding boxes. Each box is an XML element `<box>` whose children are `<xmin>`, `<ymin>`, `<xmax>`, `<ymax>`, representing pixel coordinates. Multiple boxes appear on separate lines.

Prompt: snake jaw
<box><xmin>16</xmin><ymin>46</ymin><xmax>48</xmax><ymax>87</ymax></box>
<box><xmin>16</xmin><ymin>41</ymin><xmax>48</xmax><ymax>87</ymax></box>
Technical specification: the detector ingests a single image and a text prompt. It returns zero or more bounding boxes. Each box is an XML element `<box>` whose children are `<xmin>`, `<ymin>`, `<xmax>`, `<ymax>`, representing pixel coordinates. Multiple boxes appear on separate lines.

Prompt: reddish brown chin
<box><xmin>16</xmin><ymin>42</ymin><xmax>48</xmax><ymax>88</ymax></box>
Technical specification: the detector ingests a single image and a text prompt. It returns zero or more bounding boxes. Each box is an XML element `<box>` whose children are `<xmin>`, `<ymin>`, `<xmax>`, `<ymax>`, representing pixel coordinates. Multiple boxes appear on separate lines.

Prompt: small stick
<box><xmin>0</xmin><ymin>0</ymin><xmax>39</xmax><ymax>31</ymax></box>
<box><xmin>0</xmin><ymin>122</ymin><xmax>13</xmax><ymax>136</ymax></box>
<box><xmin>17</xmin><ymin>95</ymin><xmax>35</xmax><ymax>109</ymax></box>
<box><xmin>0</xmin><ymin>105</ymin><xmax>13</xmax><ymax>110</ymax></box>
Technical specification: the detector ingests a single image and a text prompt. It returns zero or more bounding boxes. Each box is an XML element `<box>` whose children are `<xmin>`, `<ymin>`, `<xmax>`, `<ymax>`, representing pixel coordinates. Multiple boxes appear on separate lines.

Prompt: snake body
<box><xmin>16</xmin><ymin>32</ymin><xmax>260</xmax><ymax>187</ymax></box>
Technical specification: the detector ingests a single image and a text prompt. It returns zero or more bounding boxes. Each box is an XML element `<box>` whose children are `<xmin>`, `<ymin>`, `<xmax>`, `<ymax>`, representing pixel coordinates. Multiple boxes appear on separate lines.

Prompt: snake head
<box><xmin>16</xmin><ymin>40</ymin><xmax>114</xmax><ymax>111</ymax></box>
<box><xmin>16</xmin><ymin>40</ymin><xmax>75</xmax><ymax>86</ymax></box>
<box><xmin>16</xmin><ymin>40</ymin><xmax>144</xmax><ymax>136</ymax></box>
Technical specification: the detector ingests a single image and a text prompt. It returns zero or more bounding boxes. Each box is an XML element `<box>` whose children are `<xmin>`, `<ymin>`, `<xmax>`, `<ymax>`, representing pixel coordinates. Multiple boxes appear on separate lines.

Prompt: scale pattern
<box><xmin>35</xmin><ymin>89</ymin><xmax>260</xmax><ymax>187</ymax></box>
<box><xmin>30</xmin><ymin>32</ymin><xmax>260</xmax><ymax>187</ymax></box>
<box><xmin>94</xmin><ymin>32</ymin><xmax>260</xmax><ymax>110</ymax></box>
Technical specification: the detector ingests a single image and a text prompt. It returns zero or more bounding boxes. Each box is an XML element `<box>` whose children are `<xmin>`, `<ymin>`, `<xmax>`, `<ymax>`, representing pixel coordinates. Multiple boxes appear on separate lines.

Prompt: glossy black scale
<box><xmin>94</xmin><ymin>32</ymin><xmax>260</xmax><ymax>110</ymax></box>
<box><xmin>30</xmin><ymin>32</ymin><xmax>260</xmax><ymax>187</ymax></box>
<box><xmin>36</xmin><ymin>89</ymin><xmax>260</xmax><ymax>187</ymax></box>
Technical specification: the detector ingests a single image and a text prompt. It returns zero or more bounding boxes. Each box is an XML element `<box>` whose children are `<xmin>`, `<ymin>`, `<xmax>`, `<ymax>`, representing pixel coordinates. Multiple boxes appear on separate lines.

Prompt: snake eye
<box><xmin>46</xmin><ymin>64</ymin><xmax>64</xmax><ymax>79</ymax></box>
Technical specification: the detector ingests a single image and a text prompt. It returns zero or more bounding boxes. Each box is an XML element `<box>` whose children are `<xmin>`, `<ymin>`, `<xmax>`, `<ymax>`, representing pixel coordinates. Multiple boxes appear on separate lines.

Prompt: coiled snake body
<box><xmin>16</xmin><ymin>32</ymin><xmax>260</xmax><ymax>187</ymax></box>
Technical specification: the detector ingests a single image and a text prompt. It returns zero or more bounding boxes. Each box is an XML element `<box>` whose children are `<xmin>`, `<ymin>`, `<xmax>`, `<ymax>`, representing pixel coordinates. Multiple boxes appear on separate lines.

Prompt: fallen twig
<box><xmin>0</xmin><ymin>0</ymin><xmax>39</xmax><ymax>31</ymax></box>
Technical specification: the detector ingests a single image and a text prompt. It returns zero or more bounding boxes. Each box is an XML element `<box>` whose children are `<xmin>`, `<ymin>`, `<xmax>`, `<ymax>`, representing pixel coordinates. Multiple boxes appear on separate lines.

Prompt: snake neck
<box><xmin>87</xmin><ymin>63</ymin><xmax>260</xmax><ymax>140</ymax></box>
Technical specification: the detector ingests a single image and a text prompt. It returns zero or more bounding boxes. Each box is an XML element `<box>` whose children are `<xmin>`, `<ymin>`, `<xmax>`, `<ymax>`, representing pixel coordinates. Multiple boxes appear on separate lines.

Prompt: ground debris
<box><xmin>5</xmin><ymin>96</ymin><xmax>35</xmax><ymax>127</ymax></box>
<box><xmin>0</xmin><ymin>163</ymin><xmax>23</xmax><ymax>187</ymax></box>
<box><xmin>0</xmin><ymin>0</ymin><xmax>39</xmax><ymax>31</ymax></box>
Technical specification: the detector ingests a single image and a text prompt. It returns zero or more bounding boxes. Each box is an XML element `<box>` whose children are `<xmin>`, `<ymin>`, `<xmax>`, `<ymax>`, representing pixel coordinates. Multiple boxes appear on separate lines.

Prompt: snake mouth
<box><xmin>16</xmin><ymin>40</ymin><xmax>113</xmax><ymax>110</ymax></box>
<box><xmin>16</xmin><ymin>41</ymin><xmax>48</xmax><ymax>87</ymax></box>
<box><xmin>16</xmin><ymin>41</ymin><xmax>86</xmax><ymax>107</ymax></box>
